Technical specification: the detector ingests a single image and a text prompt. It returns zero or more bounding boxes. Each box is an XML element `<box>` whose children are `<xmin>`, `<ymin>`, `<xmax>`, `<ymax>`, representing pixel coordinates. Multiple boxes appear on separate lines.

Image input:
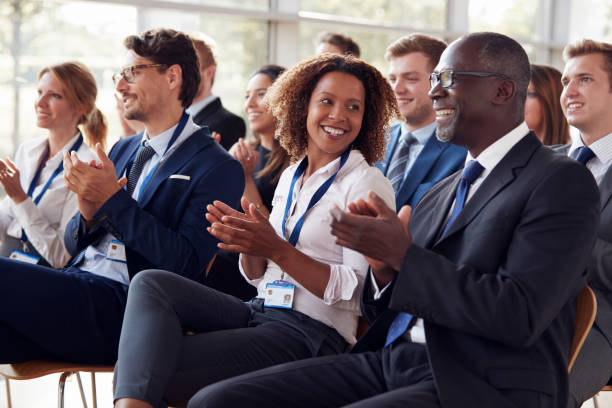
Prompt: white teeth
<box><xmin>323</xmin><ymin>126</ymin><xmax>345</xmax><ymax>136</ymax></box>
<box><xmin>436</xmin><ymin>109</ymin><xmax>454</xmax><ymax>117</ymax></box>
<box><xmin>568</xmin><ymin>103</ymin><xmax>583</xmax><ymax>109</ymax></box>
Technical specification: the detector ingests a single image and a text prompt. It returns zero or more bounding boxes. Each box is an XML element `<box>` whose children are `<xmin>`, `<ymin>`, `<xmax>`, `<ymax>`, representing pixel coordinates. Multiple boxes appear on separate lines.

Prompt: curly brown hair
<box><xmin>265</xmin><ymin>54</ymin><xmax>398</xmax><ymax>165</ymax></box>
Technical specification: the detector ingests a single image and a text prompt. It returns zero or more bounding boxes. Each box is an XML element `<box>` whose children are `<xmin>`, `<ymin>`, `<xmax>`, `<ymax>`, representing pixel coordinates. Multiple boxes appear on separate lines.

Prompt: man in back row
<box><xmin>381</xmin><ymin>34</ymin><xmax>465</xmax><ymax>210</ymax></box>
<box><xmin>560</xmin><ymin>39</ymin><xmax>612</xmax><ymax>407</ymax></box>
<box><xmin>188</xmin><ymin>32</ymin><xmax>599</xmax><ymax>408</ymax></box>
<box><xmin>0</xmin><ymin>28</ymin><xmax>243</xmax><ymax>365</ymax></box>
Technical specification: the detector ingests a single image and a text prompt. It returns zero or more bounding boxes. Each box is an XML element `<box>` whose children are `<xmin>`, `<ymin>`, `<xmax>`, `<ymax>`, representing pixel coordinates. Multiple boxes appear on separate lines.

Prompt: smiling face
<box><xmin>561</xmin><ymin>53</ymin><xmax>612</xmax><ymax>144</ymax></box>
<box><xmin>35</xmin><ymin>72</ymin><xmax>81</xmax><ymax>134</ymax></box>
<box><xmin>115</xmin><ymin>50</ymin><xmax>169</xmax><ymax>123</ymax></box>
<box><xmin>388</xmin><ymin>52</ymin><xmax>436</xmax><ymax>129</ymax></box>
<box><xmin>244</xmin><ymin>73</ymin><xmax>275</xmax><ymax>138</ymax></box>
<box><xmin>428</xmin><ymin>40</ymin><xmax>500</xmax><ymax>151</ymax></box>
<box><xmin>306</xmin><ymin>71</ymin><xmax>365</xmax><ymax>166</ymax></box>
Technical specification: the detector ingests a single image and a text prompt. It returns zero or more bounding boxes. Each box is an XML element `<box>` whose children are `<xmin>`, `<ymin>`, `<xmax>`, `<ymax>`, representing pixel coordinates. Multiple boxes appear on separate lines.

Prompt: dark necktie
<box><xmin>441</xmin><ymin>160</ymin><xmax>485</xmax><ymax>236</ymax></box>
<box><xmin>387</xmin><ymin>133</ymin><xmax>416</xmax><ymax>192</ymax></box>
<box><xmin>126</xmin><ymin>146</ymin><xmax>156</xmax><ymax>196</ymax></box>
<box><xmin>574</xmin><ymin>146</ymin><xmax>595</xmax><ymax>165</ymax></box>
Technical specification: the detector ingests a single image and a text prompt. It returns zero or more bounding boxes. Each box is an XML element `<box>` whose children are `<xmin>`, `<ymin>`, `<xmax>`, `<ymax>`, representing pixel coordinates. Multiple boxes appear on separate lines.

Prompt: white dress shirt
<box><xmin>373</xmin><ymin>122</ymin><xmax>531</xmax><ymax>344</ymax></box>
<box><xmin>568</xmin><ymin>132</ymin><xmax>612</xmax><ymax>184</ymax></box>
<box><xmin>240</xmin><ymin>150</ymin><xmax>395</xmax><ymax>345</ymax></box>
<box><xmin>0</xmin><ymin>133</ymin><xmax>95</xmax><ymax>268</ymax></box>
<box><xmin>80</xmin><ymin>117</ymin><xmax>201</xmax><ymax>285</ymax></box>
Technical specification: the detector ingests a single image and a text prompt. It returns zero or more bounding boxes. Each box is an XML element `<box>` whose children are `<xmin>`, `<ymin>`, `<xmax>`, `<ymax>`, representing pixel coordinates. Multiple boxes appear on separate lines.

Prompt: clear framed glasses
<box><xmin>112</xmin><ymin>64</ymin><xmax>168</xmax><ymax>85</ymax></box>
<box><xmin>429</xmin><ymin>70</ymin><xmax>510</xmax><ymax>89</ymax></box>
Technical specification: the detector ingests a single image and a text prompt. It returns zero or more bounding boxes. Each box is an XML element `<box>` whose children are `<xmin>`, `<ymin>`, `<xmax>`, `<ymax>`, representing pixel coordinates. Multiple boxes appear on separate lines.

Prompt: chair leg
<box><xmin>76</xmin><ymin>372</ymin><xmax>88</xmax><ymax>408</ymax></box>
<box><xmin>90</xmin><ymin>372</ymin><xmax>97</xmax><ymax>408</ymax></box>
<box><xmin>58</xmin><ymin>372</ymin><xmax>71</xmax><ymax>408</ymax></box>
<box><xmin>4</xmin><ymin>377</ymin><xmax>11</xmax><ymax>408</ymax></box>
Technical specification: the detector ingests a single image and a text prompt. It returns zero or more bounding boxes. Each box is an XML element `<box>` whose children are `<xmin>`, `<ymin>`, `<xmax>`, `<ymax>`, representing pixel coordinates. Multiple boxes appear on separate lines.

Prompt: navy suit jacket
<box><xmin>64</xmin><ymin>127</ymin><xmax>244</xmax><ymax>283</ymax></box>
<box><xmin>355</xmin><ymin>133</ymin><xmax>600</xmax><ymax>408</ymax></box>
<box><xmin>193</xmin><ymin>97</ymin><xmax>246</xmax><ymax>150</ymax></box>
<box><xmin>380</xmin><ymin>124</ymin><xmax>466</xmax><ymax>211</ymax></box>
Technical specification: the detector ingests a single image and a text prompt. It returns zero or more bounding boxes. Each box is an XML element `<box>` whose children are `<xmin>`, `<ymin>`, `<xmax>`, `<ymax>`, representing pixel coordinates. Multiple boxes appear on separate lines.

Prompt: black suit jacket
<box><xmin>556</xmin><ymin>144</ymin><xmax>612</xmax><ymax>348</ymax></box>
<box><xmin>354</xmin><ymin>133</ymin><xmax>600</xmax><ymax>408</ymax></box>
<box><xmin>192</xmin><ymin>97</ymin><xmax>245</xmax><ymax>150</ymax></box>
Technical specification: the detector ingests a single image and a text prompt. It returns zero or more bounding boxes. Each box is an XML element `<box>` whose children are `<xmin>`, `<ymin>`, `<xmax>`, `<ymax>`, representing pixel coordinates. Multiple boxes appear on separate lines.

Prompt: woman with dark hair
<box><xmin>113</xmin><ymin>54</ymin><xmax>398</xmax><ymax>408</ymax></box>
<box><xmin>0</xmin><ymin>61</ymin><xmax>104</xmax><ymax>268</ymax></box>
<box><xmin>206</xmin><ymin>65</ymin><xmax>290</xmax><ymax>299</ymax></box>
<box><xmin>525</xmin><ymin>64</ymin><xmax>570</xmax><ymax>145</ymax></box>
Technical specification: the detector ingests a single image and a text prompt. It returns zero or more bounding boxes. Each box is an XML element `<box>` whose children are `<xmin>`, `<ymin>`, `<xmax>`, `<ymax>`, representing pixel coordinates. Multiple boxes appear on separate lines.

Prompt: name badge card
<box><xmin>264</xmin><ymin>280</ymin><xmax>295</xmax><ymax>309</ymax></box>
<box><xmin>106</xmin><ymin>239</ymin><xmax>127</xmax><ymax>263</ymax></box>
<box><xmin>9</xmin><ymin>250</ymin><xmax>40</xmax><ymax>264</ymax></box>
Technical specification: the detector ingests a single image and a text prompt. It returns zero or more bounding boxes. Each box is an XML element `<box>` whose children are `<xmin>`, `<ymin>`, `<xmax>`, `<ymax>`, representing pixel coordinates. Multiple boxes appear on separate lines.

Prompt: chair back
<box><xmin>568</xmin><ymin>286</ymin><xmax>597</xmax><ymax>373</ymax></box>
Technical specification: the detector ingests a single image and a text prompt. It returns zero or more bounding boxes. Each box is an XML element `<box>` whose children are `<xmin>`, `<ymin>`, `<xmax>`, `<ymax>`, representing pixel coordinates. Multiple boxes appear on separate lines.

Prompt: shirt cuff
<box><xmin>370</xmin><ymin>271</ymin><xmax>392</xmax><ymax>300</ymax></box>
<box><xmin>323</xmin><ymin>264</ymin><xmax>359</xmax><ymax>305</ymax></box>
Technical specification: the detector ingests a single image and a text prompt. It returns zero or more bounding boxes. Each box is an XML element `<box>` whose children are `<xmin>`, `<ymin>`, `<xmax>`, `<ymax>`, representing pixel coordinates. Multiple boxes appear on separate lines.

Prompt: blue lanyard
<box><xmin>22</xmin><ymin>134</ymin><xmax>84</xmax><ymax>243</ymax></box>
<box><xmin>28</xmin><ymin>134</ymin><xmax>83</xmax><ymax>205</ymax></box>
<box><xmin>281</xmin><ymin>149</ymin><xmax>350</xmax><ymax>247</ymax></box>
<box><xmin>127</xmin><ymin>111</ymin><xmax>189</xmax><ymax>200</ymax></box>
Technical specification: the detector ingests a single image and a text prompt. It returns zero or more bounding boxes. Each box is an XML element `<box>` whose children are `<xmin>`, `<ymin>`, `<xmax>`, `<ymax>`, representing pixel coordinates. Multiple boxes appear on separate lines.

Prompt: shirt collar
<box><xmin>569</xmin><ymin>132</ymin><xmax>612</xmax><ymax>164</ymax></box>
<box><xmin>466</xmin><ymin>122</ymin><xmax>530</xmax><ymax>171</ymax></box>
<box><xmin>141</xmin><ymin>122</ymin><xmax>180</xmax><ymax>157</ymax></box>
<box><xmin>186</xmin><ymin>94</ymin><xmax>216</xmax><ymax>116</ymax></box>
<box><xmin>400</xmin><ymin>121</ymin><xmax>436</xmax><ymax>145</ymax></box>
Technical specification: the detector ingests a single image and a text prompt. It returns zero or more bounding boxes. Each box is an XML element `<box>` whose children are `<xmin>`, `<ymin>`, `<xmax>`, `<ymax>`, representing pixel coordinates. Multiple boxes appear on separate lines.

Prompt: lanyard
<box><xmin>21</xmin><ymin>134</ymin><xmax>84</xmax><ymax>243</ymax></box>
<box><xmin>127</xmin><ymin>111</ymin><xmax>189</xmax><ymax>200</ymax></box>
<box><xmin>28</xmin><ymin>134</ymin><xmax>83</xmax><ymax>205</ymax></box>
<box><xmin>281</xmin><ymin>149</ymin><xmax>350</xmax><ymax>247</ymax></box>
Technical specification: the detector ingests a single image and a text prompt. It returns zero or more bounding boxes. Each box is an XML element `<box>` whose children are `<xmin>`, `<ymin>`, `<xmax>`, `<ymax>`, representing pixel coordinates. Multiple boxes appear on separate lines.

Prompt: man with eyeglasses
<box><xmin>0</xmin><ymin>28</ymin><xmax>244</xmax><ymax>365</ymax></box>
<box><xmin>379</xmin><ymin>34</ymin><xmax>465</xmax><ymax>214</ymax></box>
<box><xmin>187</xmin><ymin>32</ymin><xmax>599</xmax><ymax>408</ymax></box>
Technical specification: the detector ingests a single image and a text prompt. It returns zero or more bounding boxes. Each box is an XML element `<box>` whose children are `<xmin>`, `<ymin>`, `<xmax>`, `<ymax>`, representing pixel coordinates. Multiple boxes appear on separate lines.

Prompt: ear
<box><xmin>492</xmin><ymin>79</ymin><xmax>515</xmax><ymax>105</ymax></box>
<box><xmin>166</xmin><ymin>64</ymin><xmax>183</xmax><ymax>91</ymax></box>
<box><xmin>204</xmin><ymin>65</ymin><xmax>216</xmax><ymax>82</ymax></box>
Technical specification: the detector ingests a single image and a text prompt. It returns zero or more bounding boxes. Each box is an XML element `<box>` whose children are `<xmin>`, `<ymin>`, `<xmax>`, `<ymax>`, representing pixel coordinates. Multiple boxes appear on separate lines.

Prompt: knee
<box><xmin>130</xmin><ymin>269</ymin><xmax>175</xmax><ymax>293</ymax></box>
<box><xmin>187</xmin><ymin>383</ymin><xmax>234</xmax><ymax>408</ymax></box>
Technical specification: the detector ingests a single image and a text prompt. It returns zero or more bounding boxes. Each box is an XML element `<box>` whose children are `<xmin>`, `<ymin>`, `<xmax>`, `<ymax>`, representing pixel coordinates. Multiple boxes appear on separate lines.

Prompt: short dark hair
<box><xmin>463</xmin><ymin>32</ymin><xmax>531</xmax><ymax>114</ymax></box>
<box><xmin>385</xmin><ymin>34</ymin><xmax>447</xmax><ymax>72</ymax></box>
<box><xmin>124</xmin><ymin>28</ymin><xmax>200</xmax><ymax>107</ymax></box>
<box><xmin>317</xmin><ymin>32</ymin><xmax>361</xmax><ymax>58</ymax></box>
<box><xmin>253</xmin><ymin>64</ymin><xmax>286</xmax><ymax>83</ymax></box>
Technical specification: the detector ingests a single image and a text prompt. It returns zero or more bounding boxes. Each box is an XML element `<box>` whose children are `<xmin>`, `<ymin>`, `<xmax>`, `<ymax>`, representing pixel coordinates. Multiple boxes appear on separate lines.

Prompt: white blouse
<box><xmin>241</xmin><ymin>150</ymin><xmax>395</xmax><ymax>345</ymax></box>
<box><xmin>0</xmin><ymin>134</ymin><xmax>95</xmax><ymax>268</ymax></box>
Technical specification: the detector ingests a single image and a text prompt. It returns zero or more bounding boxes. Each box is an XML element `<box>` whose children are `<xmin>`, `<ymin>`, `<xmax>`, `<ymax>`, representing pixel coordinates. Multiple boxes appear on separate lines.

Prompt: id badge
<box><xmin>106</xmin><ymin>239</ymin><xmax>127</xmax><ymax>263</ymax></box>
<box><xmin>9</xmin><ymin>250</ymin><xmax>40</xmax><ymax>264</ymax></box>
<box><xmin>264</xmin><ymin>280</ymin><xmax>295</xmax><ymax>309</ymax></box>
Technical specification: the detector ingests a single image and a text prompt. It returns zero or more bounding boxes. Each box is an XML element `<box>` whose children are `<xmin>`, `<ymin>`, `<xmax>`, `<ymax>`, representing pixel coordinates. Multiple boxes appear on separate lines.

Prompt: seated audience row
<box><xmin>0</xmin><ymin>25</ymin><xmax>610</xmax><ymax>408</ymax></box>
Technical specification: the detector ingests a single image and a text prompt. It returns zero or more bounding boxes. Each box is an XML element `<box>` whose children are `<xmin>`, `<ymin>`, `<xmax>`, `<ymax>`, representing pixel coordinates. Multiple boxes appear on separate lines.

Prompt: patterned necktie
<box><xmin>441</xmin><ymin>160</ymin><xmax>485</xmax><ymax>236</ymax></box>
<box><xmin>574</xmin><ymin>146</ymin><xmax>595</xmax><ymax>165</ymax></box>
<box><xmin>126</xmin><ymin>145</ymin><xmax>156</xmax><ymax>196</ymax></box>
<box><xmin>387</xmin><ymin>133</ymin><xmax>416</xmax><ymax>192</ymax></box>
<box><xmin>385</xmin><ymin>312</ymin><xmax>413</xmax><ymax>346</ymax></box>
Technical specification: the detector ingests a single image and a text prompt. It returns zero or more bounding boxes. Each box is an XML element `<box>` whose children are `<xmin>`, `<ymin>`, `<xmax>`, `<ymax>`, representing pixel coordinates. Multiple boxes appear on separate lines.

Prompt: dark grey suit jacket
<box><xmin>192</xmin><ymin>97</ymin><xmax>245</xmax><ymax>150</ymax></box>
<box><xmin>355</xmin><ymin>133</ymin><xmax>600</xmax><ymax>408</ymax></box>
<box><xmin>556</xmin><ymin>144</ymin><xmax>612</xmax><ymax>348</ymax></box>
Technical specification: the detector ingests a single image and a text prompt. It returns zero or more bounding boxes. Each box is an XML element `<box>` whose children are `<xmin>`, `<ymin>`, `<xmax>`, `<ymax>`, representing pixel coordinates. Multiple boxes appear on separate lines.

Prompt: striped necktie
<box><xmin>387</xmin><ymin>133</ymin><xmax>416</xmax><ymax>192</ymax></box>
<box><xmin>126</xmin><ymin>145</ymin><xmax>156</xmax><ymax>196</ymax></box>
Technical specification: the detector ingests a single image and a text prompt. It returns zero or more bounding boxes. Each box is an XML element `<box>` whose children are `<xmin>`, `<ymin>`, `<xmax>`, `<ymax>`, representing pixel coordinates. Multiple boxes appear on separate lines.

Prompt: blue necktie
<box><xmin>441</xmin><ymin>160</ymin><xmax>485</xmax><ymax>236</ymax></box>
<box><xmin>385</xmin><ymin>312</ymin><xmax>413</xmax><ymax>346</ymax></box>
<box><xmin>387</xmin><ymin>133</ymin><xmax>416</xmax><ymax>192</ymax></box>
<box><xmin>574</xmin><ymin>146</ymin><xmax>595</xmax><ymax>165</ymax></box>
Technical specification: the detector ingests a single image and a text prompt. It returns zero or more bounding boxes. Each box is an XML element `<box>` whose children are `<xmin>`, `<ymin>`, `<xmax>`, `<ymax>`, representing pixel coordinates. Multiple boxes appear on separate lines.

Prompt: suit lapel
<box><xmin>114</xmin><ymin>136</ymin><xmax>142</xmax><ymax>178</ymax></box>
<box><xmin>599</xmin><ymin>166</ymin><xmax>612</xmax><ymax>211</ymax></box>
<box><xmin>382</xmin><ymin>125</ymin><xmax>401</xmax><ymax>175</ymax></box>
<box><xmin>137</xmin><ymin>131</ymin><xmax>210</xmax><ymax>206</ymax></box>
<box><xmin>395</xmin><ymin>133</ymin><xmax>446</xmax><ymax>211</ymax></box>
<box><xmin>436</xmin><ymin>132</ymin><xmax>540</xmax><ymax>243</ymax></box>
<box><xmin>194</xmin><ymin>97</ymin><xmax>221</xmax><ymax>123</ymax></box>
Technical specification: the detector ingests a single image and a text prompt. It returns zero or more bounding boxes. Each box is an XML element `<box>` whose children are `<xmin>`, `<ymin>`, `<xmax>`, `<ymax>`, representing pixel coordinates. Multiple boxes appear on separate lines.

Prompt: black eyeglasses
<box><xmin>429</xmin><ymin>70</ymin><xmax>511</xmax><ymax>89</ymax></box>
<box><xmin>112</xmin><ymin>64</ymin><xmax>168</xmax><ymax>85</ymax></box>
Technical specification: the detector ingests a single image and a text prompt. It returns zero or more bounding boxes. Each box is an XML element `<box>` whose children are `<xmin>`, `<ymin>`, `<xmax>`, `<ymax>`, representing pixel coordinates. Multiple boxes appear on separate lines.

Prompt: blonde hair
<box><xmin>38</xmin><ymin>62</ymin><xmax>107</xmax><ymax>149</ymax></box>
<box><xmin>564</xmin><ymin>39</ymin><xmax>612</xmax><ymax>90</ymax></box>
